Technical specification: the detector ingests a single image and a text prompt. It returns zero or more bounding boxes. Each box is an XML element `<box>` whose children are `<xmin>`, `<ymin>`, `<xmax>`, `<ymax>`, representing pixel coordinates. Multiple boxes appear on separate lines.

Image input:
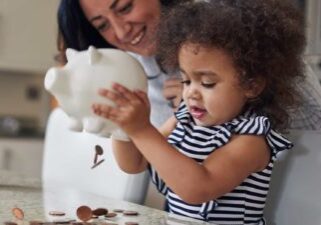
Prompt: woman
<box><xmin>57</xmin><ymin>0</ymin><xmax>321</xmax><ymax>130</ymax></box>
<box><xmin>56</xmin><ymin>0</ymin><xmax>190</xmax><ymax>127</ymax></box>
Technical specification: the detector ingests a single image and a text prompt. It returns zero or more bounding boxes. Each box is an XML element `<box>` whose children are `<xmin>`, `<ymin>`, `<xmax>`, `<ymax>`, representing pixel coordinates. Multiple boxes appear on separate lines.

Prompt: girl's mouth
<box><xmin>190</xmin><ymin>106</ymin><xmax>207</xmax><ymax>120</ymax></box>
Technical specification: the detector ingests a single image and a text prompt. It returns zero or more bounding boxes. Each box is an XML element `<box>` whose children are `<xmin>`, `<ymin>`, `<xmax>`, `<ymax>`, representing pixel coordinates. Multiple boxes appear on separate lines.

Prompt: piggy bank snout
<box><xmin>44</xmin><ymin>68</ymin><xmax>66</xmax><ymax>94</ymax></box>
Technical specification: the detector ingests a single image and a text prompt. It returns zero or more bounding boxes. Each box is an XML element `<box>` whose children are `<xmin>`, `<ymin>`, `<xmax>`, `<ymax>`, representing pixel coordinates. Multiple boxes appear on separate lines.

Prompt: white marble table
<box><xmin>0</xmin><ymin>170</ymin><xmax>214</xmax><ymax>225</ymax></box>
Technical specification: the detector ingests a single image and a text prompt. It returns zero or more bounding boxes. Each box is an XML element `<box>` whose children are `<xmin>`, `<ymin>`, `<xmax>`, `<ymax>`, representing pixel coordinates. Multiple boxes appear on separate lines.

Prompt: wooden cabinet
<box><xmin>0</xmin><ymin>138</ymin><xmax>43</xmax><ymax>178</ymax></box>
<box><xmin>0</xmin><ymin>0</ymin><xmax>59</xmax><ymax>73</ymax></box>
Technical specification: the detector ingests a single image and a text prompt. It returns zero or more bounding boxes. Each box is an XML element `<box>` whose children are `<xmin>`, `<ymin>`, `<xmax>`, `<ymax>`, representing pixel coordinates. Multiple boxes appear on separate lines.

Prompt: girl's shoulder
<box><xmin>174</xmin><ymin>102</ymin><xmax>293</xmax><ymax>160</ymax></box>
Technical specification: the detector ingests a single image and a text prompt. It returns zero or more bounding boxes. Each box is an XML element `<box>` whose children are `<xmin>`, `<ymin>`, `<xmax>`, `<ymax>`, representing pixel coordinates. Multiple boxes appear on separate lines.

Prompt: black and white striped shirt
<box><xmin>148</xmin><ymin>103</ymin><xmax>293</xmax><ymax>225</ymax></box>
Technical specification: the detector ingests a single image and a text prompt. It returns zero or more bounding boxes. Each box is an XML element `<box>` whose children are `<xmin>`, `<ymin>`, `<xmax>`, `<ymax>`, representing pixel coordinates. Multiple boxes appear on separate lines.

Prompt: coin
<box><xmin>125</xmin><ymin>222</ymin><xmax>139</xmax><ymax>225</ymax></box>
<box><xmin>123</xmin><ymin>210</ymin><xmax>139</xmax><ymax>216</ymax></box>
<box><xmin>4</xmin><ymin>221</ymin><xmax>18</xmax><ymax>225</ymax></box>
<box><xmin>49</xmin><ymin>211</ymin><xmax>65</xmax><ymax>216</ymax></box>
<box><xmin>92</xmin><ymin>207</ymin><xmax>108</xmax><ymax>216</ymax></box>
<box><xmin>95</xmin><ymin>145</ymin><xmax>104</xmax><ymax>155</ymax></box>
<box><xmin>104</xmin><ymin>212</ymin><xmax>117</xmax><ymax>218</ymax></box>
<box><xmin>76</xmin><ymin>205</ymin><xmax>92</xmax><ymax>222</ymax></box>
<box><xmin>12</xmin><ymin>207</ymin><xmax>24</xmax><ymax>220</ymax></box>
<box><xmin>29</xmin><ymin>220</ymin><xmax>44</xmax><ymax>225</ymax></box>
<box><xmin>112</xmin><ymin>209</ymin><xmax>124</xmax><ymax>213</ymax></box>
<box><xmin>91</xmin><ymin>159</ymin><xmax>105</xmax><ymax>169</ymax></box>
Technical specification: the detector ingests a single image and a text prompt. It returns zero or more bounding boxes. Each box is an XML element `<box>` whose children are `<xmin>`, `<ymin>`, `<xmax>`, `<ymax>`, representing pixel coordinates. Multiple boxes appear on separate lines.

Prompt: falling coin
<box><xmin>76</xmin><ymin>205</ymin><xmax>92</xmax><ymax>222</ymax></box>
<box><xmin>95</xmin><ymin>145</ymin><xmax>104</xmax><ymax>155</ymax></box>
<box><xmin>91</xmin><ymin>159</ymin><xmax>105</xmax><ymax>169</ymax></box>
<box><xmin>92</xmin><ymin>207</ymin><xmax>108</xmax><ymax>216</ymax></box>
<box><xmin>93</xmin><ymin>145</ymin><xmax>104</xmax><ymax>164</ymax></box>
<box><xmin>12</xmin><ymin>207</ymin><xmax>24</xmax><ymax>220</ymax></box>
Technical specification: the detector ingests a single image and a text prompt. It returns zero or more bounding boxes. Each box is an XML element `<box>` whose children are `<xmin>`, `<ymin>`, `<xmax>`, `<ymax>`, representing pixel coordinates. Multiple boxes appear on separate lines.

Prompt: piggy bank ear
<box><xmin>65</xmin><ymin>48</ymin><xmax>78</xmax><ymax>61</ymax></box>
<box><xmin>88</xmin><ymin>46</ymin><xmax>102</xmax><ymax>65</ymax></box>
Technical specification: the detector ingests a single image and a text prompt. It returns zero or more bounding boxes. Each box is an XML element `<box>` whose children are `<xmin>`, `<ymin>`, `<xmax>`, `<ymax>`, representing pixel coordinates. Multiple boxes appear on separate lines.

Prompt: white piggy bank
<box><xmin>44</xmin><ymin>46</ymin><xmax>147</xmax><ymax>137</ymax></box>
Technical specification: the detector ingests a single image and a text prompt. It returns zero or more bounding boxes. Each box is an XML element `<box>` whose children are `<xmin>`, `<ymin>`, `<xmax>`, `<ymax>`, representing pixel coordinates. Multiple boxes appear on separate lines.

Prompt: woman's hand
<box><xmin>92</xmin><ymin>83</ymin><xmax>152</xmax><ymax>136</ymax></box>
<box><xmin>163</xmin><ymin>77</ymin><xmax>183</xmax><ymax>110</ymax></box>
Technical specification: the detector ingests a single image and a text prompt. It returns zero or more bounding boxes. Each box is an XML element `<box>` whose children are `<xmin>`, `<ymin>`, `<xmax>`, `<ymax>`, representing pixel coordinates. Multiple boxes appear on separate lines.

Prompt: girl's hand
<box><xmin>92</xmin><ymin>83</ymin><xmax>152</xmax><ymax>136</ymax></box>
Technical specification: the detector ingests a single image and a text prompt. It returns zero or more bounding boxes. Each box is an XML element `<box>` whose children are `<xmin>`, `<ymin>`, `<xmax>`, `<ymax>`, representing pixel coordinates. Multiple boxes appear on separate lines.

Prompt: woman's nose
<box><xmin>111</xmin><ymin>18</ymin><xmax>132</xmax><ymax>42</ymax></box>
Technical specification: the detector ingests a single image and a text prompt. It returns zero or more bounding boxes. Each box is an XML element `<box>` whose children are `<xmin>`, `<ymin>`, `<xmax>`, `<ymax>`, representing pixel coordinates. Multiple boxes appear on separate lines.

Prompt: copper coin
<box><xmin>91</xmin><ymin>159</ymin><xmax>105</xmax><ymax>169</ymax></box>
<box><xmin>95</xmin><ymin>145</ymin><xmax>104</xmax><ymax>155</ymax></box>
<box><xmin>92</xmin><ymin>207</ymin><xmax>108</xmax><ymax>216</ymax></box>
<box><xmin>12</xmin><ymin>207</ymin><xmax>24</xmax><ymax>220</ymax></box>
<box><xmin>4</xmin><ymin>222</ymin><xmax>18</xmax><ymax>225</ymax></box>
<box><xmin>104</xmin><ymin>212</ymin><xmax>117</xmax><ymax>218</ymax></box>
<box><xmin>29</xmin><ymin>220</ymin><xmax>43</xmax><ymax>225</ymax></box>
<box><xmin>76</xmin><ymin>205</ymin><xmax>92</xmax><ymax>222</ymax></box>
<box><xmin>125</xmin><ymin>222</ymin><xmax>139</xmax><ymax>225</ymax></box>
<box><xmin>49</xmin><ymin>211</ymin><xmax>66</xmax><ymax>216</ymax></box>
<box><xmin>112</xmin><ymin>209</ymin><xmax>124</xmax><ymax>213</ymax></box>
<box><xmin>123</xmin><ymin>210</ymin><xmax>138</xmax><ymax>216</ymax></box>
<box><xmin>52</xmin><ymin>219</ymin><xmax>76</xmax><ymax>224</ymax></box>
<box><xmin>71</xmin><ymin>222</ymin><xmax>84</xmax><ymax>225</ymax></box>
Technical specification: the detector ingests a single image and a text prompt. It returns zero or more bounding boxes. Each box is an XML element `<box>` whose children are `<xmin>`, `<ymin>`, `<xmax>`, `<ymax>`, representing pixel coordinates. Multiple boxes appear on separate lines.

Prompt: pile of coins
<box><xmin>4</xmin><ymin>205</ymin><xmax>140</xmax><ymax>225</ymax></box>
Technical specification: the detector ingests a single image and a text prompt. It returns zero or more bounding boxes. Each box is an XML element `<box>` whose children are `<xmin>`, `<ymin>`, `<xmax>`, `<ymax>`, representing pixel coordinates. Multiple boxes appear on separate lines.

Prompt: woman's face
<box><xmin>80</xmin><ymin>0</ymin><xmax>161</xmax><ymax>56</ymax></box>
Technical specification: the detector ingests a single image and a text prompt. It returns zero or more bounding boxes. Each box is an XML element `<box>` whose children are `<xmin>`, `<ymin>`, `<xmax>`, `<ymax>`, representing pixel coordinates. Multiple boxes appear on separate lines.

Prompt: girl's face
<box><xmin>179</xmin><ymin>43</ymin><xmax>254</xmax><ymax>127</ymax></box>
<box><xmin>80</xmin><ymin>0</ymin><xmax>161</xmax><ymax>56</ymax></box>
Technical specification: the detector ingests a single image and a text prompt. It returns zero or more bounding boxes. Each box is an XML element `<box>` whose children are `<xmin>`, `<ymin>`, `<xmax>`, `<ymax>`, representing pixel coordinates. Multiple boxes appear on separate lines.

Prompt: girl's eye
<box><xmin>118</xmin><ymin>2</ymin><xmax>133</xmax><ymax>14</ymax></box>
<box><xmin>97</xmin><ymin>22</ymin><xmax>110</xmax><ymax>32</ymax></box>
<box><xmin>181</xmin><ymin>80</ymin><xmax>191</xmax><ymax>86</ymax></box>
<box><xmin>201</xmin><ymin>82</ymin><xmax>216</xmax><ymax>88</ymax></box>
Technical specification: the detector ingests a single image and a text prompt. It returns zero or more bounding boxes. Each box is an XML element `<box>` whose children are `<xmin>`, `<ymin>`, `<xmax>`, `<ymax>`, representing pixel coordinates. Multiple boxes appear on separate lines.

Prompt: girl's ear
<box><xmin>245</xmin><ymin>76</ymin><xmax>266</xmax><ymax>99</ymax></box>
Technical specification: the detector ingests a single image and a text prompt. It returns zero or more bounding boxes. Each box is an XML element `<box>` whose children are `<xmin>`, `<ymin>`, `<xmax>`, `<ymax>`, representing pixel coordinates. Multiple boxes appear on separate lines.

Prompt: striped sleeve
<box><xmin>147</xmin><ymin>164</ymin><xmax>168</xmax><ymax>195</ymax></box>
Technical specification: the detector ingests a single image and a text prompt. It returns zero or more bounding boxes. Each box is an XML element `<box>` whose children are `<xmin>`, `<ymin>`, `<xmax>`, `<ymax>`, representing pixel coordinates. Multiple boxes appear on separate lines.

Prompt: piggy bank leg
<box><xmin>68</xmin><ymin>117</ymin><xmax>83</xmax><ymax>132</ymax></box>
<box><xmin>83</xmin><ymin>117</ymin><xmax>104</xmax><ymax>134</ymax></box>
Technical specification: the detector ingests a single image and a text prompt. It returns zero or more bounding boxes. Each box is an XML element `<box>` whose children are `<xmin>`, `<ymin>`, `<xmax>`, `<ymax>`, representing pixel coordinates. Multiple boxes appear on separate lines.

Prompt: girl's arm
<box><xmin>131</xmin><ymin>126</ymin><xmax>270</xmax><ymax>204</ymax></box>
<box><xmin>111</xmin><ymin>116</ymin><xmax>177</xmax><ymax>173</ymax></box>
<box><xmin>93</xmin><ymin>83</ymin><xmax>270</xmax><ymax>204</ymax></box>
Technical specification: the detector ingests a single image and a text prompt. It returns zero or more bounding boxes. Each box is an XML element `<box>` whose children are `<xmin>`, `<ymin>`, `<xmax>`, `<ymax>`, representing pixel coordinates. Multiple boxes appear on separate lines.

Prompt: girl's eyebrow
<box><xmin>179</xmin><ymin>67</ymin><xmax>218</xmax><ymax>77</ymax></box>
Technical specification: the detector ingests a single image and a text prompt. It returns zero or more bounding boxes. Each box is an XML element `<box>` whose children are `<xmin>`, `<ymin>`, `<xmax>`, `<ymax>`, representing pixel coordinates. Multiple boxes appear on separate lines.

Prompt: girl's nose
<box><xmin>187</xmin><ymin>85</ymin><xmax>201</xmax><ymax>100</ymax></box>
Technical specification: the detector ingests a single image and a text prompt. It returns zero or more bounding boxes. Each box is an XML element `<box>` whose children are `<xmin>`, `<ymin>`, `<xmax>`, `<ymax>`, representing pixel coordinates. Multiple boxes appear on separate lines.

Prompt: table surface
<box><xmin>0</xmin><ymin>170</ymin><xmax>213</xmax><ymax>225</ymax></box>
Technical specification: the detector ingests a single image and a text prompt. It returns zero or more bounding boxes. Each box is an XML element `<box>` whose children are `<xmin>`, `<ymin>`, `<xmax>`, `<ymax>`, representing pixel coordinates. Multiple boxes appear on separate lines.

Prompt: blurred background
<box><xmin>0</xmin><ymin>0</ymin><xmax>320</xmax><ymax>206</ymax></box>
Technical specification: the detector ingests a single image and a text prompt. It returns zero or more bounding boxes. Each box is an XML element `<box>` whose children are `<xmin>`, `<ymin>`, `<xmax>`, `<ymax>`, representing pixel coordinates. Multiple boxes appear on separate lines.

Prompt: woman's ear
<box><xmin>245</xmin><ymin>76</ymin><xmax>266</xmax><ymax>98</ymax></box>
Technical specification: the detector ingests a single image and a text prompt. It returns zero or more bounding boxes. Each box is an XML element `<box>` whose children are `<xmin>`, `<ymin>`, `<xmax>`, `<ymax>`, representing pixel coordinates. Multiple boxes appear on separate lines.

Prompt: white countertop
<box><xmin>0</xmin><ymin>170</ymin><xmax>214</xmax><ymax>225</ymax></box>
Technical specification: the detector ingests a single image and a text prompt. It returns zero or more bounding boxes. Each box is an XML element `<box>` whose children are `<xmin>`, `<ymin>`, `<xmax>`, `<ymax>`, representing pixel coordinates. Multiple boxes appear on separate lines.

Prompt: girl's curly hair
<box><xmin>157</xmin><ymin>0</ymin><xmax>306</xmax><ymax>131</ymax></box>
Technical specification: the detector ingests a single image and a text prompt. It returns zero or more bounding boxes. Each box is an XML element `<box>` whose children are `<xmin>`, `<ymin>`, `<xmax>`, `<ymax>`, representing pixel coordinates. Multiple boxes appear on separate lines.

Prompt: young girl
<box><xmin>92</xmin><ymin>0</ymin><xmax>305</xmax><ymax>224</ymax></box>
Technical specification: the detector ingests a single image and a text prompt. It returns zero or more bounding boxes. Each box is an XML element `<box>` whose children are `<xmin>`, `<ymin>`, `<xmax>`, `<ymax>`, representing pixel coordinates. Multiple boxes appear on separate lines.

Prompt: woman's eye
<box><xmin>181</xmin><ymin>80</ymin><xmax>191</xmax><ymax>86</ymax></box>
<box><xmin>97</xmin><ymin>22</ymin><xmax>110</xmax><ymax>32</ymax></box>
<box><xmin>201</xmin><ymin>82</ymin><xmax>216</xmax><ymax>88</ymax></box>
<box><xmin>118</xmin><ymin>2</ymin><xmax>133</xmax><ymax>14</ymax></box>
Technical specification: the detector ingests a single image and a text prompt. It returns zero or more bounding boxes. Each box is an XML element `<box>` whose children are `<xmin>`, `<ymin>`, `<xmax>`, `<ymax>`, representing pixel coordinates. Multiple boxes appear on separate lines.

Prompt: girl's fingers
<box><xmin>92</xmin><ymin>103</ymin><xmax>119</xmax><ymax>119</ymax></box>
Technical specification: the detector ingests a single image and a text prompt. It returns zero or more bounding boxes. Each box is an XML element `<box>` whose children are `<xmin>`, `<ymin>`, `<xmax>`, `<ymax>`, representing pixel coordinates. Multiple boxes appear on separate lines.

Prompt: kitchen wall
<box><xmin>0</xmin><ymin>71</ymin><xmax>50</xmax><ymax>130</ymax></box>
